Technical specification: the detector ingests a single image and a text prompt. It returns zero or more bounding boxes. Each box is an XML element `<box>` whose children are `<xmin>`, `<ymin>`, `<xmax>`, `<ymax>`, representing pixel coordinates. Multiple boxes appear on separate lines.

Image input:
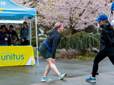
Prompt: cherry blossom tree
<box><xmin>14</xmin><ymin>0</ymin><xmax>111</xmax><ymax>30</ymax></box>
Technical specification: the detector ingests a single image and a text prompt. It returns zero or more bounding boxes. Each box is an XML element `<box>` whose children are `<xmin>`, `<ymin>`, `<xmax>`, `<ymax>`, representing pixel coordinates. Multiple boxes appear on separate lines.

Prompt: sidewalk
<box><xmin>0</xmin><ymin>58</ymin><xmax>113</xmax><ymax>85</ymax></box>
<box><xmin>33</xmin><ymin>72</ymin><xmax>114</xmax><ymax>85</ymax></box>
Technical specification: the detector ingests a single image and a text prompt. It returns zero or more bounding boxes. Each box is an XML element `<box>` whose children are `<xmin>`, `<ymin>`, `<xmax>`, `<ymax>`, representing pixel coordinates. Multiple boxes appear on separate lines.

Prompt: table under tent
<box><xmin>0</xmin><ymin>0</ymin><xmax>38</xmax><ymax>66</ymax></box>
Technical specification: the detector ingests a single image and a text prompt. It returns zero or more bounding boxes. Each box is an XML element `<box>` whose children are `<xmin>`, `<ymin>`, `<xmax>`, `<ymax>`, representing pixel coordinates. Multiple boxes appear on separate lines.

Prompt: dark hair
<box><xmin>1</xmin><ymin>25</ymin><xmax>6</xmax><ymax>29</ymax></box>
<box><xmin>23</xmin><ymin>22</ymin><xmax>28</xmax><ymax>25</ymax></box>
<box><xmin>9</xmin><ymin>25</ymin><xmax>14</xmax><ymax>28</ymax></box>
<box><xmin>0</xmin><ymin>26</ymin><xmax>3</xmax><ymax>30</ymax></box>
<box><xmin>0</xmin><ymin>25</ymin><xmax>8</xmax><ymax>32</ymax></box>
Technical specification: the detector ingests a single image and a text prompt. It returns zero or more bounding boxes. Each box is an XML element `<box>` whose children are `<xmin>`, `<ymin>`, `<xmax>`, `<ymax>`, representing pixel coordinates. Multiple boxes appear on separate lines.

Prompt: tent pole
<box><xmin>30</xmin><ymin>20</ymin><xmax>32</xmax><ymax>45</ymax></box>
<box><xmin>35</xmin><ymin>16</ymin><xmax>39</xmax><ymax>64</ymax></box>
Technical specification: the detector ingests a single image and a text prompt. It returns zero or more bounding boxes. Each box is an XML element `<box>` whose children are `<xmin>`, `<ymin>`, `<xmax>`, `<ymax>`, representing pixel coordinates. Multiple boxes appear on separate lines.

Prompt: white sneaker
<box><xmin>59</xmin><ymin>73</ymin><xmax>67</xmax><ymax>80</ymax></box>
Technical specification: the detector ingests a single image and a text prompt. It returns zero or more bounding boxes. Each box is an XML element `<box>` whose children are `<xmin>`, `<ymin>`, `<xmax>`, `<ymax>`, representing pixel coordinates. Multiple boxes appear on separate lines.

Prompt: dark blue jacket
<box><xmin>100</xmin><ymin>24</ymin><xmax>114</xmax><ymax>50</ymax></box>
<box><xmin>44</xmin><ymin>29</ymin><xmax>61</xmax><ymax>58</ymax></box>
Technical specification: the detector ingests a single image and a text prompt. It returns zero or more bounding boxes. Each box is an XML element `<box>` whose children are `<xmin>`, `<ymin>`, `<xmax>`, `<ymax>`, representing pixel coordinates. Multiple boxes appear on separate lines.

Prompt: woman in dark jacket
<box><xmin>39</xmin><ymin>22</ymin><xmax>66</xmax><ymax>82</ymax></box>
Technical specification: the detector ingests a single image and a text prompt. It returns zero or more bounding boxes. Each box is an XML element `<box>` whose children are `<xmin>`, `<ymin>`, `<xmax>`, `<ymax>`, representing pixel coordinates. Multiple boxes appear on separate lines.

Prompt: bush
<box><xmin>57</xmin><ymin>48</ymin><xmax>96</xmax><ymax>60</ymax></box>
<box><xmin>59</xmin><ymin>31</ymin><xmax>100</xmax><ymax>50</ymax></box>
<box><xmin>58</xmin><ymin>49</ymin><xmax>80</xmax><ymax>59</ymax></box>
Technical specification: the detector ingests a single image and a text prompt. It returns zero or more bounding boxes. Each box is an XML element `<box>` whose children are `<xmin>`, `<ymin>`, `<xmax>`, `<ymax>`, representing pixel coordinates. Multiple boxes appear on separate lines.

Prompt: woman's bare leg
<box><xmin>47</xmin><ymin>58</ymin><xmax>61</xmax><ymax>76</ymax></box>
<box><xmin>43</xmin><ymin>63</ymin><xmax>50</xmax><ymax>77</ymax></box>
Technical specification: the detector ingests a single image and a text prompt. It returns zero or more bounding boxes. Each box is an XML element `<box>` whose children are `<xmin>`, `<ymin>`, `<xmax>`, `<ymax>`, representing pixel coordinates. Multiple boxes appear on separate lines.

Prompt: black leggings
<box><xmin>92</xmin><ymin>48</ymin><xmax>114</xmax><ymax>77</ymax></box>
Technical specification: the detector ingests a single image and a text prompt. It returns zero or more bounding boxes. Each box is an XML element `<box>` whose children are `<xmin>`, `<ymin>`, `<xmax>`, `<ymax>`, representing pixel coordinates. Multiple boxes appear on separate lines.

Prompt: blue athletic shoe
<box><xmin>86</xmin><ymin>76</ymin><xmax>96</xmax><ymax>83</ymax></box>
<box><xmin>41</xmin><ymin>76</ymin><xmax>51</xmax><ymax>82</ymax></box>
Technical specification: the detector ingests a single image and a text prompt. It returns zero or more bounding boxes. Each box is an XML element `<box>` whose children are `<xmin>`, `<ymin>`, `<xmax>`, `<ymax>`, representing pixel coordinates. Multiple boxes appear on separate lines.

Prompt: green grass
<box><xmin>77</xmin><ymin>55</ymin><xmax>94</xmax><ymax>61</ymax></box>
<box><xmin>77</xmin><ymin>52</ymin><xmax>96</xmax><ymax>61</ymax></box>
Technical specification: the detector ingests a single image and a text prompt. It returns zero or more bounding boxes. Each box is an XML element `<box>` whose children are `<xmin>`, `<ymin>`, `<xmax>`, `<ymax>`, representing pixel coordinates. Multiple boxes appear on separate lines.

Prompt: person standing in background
<box><xmin>0</xmin><ymin>25</ymin><xmax>8</xmax><ymax>46</ymax></box>
<box><xmin>20</xmin><ymin>22</ymin><xmax>30</xmax><ymax>45</ymax></box>
<box><xmin>8</xmin><ymin>25</ymin><xmax>19</xmax><ymax>45</ymax></box>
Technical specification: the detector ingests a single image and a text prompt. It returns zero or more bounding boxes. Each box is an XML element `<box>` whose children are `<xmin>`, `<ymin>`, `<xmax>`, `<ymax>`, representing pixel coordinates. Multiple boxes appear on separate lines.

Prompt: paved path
<box><xmin>33</xmin><ymin>72</ymin><xmax>114</xmax><ymax>85</ymax></box>
<box><xmin>0</xmin><ymin>58</ymin><xmax>113</xmax><ymax>85</ymax></box>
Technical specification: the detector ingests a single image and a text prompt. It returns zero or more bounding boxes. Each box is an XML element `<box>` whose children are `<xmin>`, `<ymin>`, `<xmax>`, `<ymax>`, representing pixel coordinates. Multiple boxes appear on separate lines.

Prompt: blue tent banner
<box><xmin>0</xmin><ymin>0</ymin><xmax>37</xmax><ymax>20</ymax></box>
